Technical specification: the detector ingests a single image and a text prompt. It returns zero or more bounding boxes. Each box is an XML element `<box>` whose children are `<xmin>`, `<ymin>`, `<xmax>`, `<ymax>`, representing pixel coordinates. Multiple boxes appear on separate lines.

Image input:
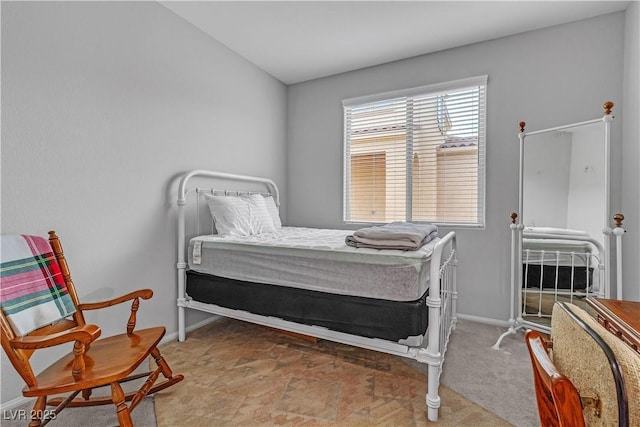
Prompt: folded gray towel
<box><xmin>345</xmin><ymin>222</ymin><xmax>438</xmax><ymax>250</ymax></box>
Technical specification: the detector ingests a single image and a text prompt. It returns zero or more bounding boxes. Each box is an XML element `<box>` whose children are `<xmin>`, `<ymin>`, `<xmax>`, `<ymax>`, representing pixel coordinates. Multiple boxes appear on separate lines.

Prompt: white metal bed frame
<box><xmin>520</xmin><ymin>231</ymin><xmax>605</xmax><ymax>317</ymax></box>
<box><xmin>176</xmin><ymin>169</ymin><xmax>459</xmax><ymax>421</ymax></box>
<box><xmin>493</xmin><ymin>103</ymin><xmax>625</xmax><ymax>349</ymax></box>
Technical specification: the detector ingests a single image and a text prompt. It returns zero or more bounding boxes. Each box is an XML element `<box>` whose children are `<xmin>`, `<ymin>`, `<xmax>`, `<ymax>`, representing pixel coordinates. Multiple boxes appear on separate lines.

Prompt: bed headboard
<box><xmin>176</xmin><ymin>170</ymin><xmax>281</xmax><ymax>340</ymax></box>
<box><xmin>177</xmin><ymin>169</ymin><xmax>279</xmax><ymax>207</ymax></box>
<box><xmin>177</xmin><ymin>169</ymin><xmax>280</xmax><ymax>238</ymax></box>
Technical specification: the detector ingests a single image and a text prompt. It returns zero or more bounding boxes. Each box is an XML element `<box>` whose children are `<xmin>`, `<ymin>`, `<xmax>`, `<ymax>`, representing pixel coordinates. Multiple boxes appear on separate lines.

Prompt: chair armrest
<box><xmin>10</xmin><ymin>324</ymin><xmax>101</xmax><ymax>350</ymax></box>
<box><xmin>77</xmin><ymin>289</ymin><xmax>153</xmax><ymax>311</ymax></box>
<box><xmin>78</xmin><ymin>289</ymin><xmax>153</xmax><ymax>335</ymax></box>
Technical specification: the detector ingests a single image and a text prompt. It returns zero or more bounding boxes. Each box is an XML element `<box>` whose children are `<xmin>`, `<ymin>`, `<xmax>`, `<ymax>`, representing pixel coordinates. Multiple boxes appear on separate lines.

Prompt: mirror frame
<box><xmin>514</xmin><ymin>102</ymin><xmax>615</xmax><ymax>302</ymax></box>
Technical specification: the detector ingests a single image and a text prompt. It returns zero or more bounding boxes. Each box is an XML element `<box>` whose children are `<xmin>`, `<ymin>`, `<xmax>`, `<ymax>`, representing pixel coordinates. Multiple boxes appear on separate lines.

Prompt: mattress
<box><xmin>523</xmin><ymin>227</ymin><xmax>597</xmax><ymax>255</ymax></box>
<box><xmin>188</xmin><ymin>226</ymin><xmax>435</xmax><ymax>302</ymax></box>
<box><xmin>524</xmin><ymin>226</ymin><xmax>589</xmax><ymax>236</ymax></box>
<box><xmin>523</xmin><ymin>238</ymin><xmax>595</xmax><ymax>253</ymax></box>
<box><xmin>186</xmin><ymin>270</ymin><xmax>429</xmax><ymax>343</ymax></box>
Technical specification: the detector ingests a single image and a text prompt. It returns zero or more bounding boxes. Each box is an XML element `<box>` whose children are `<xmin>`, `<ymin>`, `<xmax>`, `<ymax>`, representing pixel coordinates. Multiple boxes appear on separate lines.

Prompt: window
<box><xmin>343</xmin><ymin>76</ymin><xmax>486</xmax><ymax>226</ymax></box>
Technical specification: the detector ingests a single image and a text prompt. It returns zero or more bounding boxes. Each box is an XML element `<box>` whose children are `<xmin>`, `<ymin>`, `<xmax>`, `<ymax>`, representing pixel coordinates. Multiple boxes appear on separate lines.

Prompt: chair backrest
<box><xmin>0</xmin><ymin>231</ymin><xmax>84</xmax><ymax>387</ymax></box>
<box><xmin>551</xmin><ymin>302</ymin><xmax>636</xmax><ymax>427</ymax></box>
<box><xmin>525</xmin><ymin>329</ymin><xmax>586</xmax><ymax>427</ymax></box>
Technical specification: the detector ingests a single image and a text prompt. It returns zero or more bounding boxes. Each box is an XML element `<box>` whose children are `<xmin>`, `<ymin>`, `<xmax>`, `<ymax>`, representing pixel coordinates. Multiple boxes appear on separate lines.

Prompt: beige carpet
<box><xmin>154</xmin><ymin>318</ymin><xmax>511</xmax><ymax>426</ymax></box>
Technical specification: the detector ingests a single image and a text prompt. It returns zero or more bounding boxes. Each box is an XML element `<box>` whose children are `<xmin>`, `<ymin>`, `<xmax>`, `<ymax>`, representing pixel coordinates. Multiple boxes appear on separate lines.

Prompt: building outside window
<box><xmin>343</xmin><ymin>76</ymin><xmax>487</xmax><ymax>227</ymax></box>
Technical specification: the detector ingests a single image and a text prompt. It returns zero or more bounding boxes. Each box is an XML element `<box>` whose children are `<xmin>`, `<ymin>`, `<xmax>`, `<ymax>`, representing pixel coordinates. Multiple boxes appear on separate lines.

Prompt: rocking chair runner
<box><xmin>0</xmin><ymin>231</ymin><xmax>183</xmax><ymax>427</ymax></box>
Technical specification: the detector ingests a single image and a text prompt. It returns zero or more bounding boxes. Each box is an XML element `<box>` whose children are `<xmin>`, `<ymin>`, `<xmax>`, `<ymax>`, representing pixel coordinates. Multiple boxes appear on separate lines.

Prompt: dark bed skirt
<box><xmin>186</xmin><ymin>270</ymin><xmax>429</xmax><ymax>342</ymax></box>
<box><xmin>523</xmin><ymin>264</ymin><xmax>593</xmax><ymax>290</ymax></box>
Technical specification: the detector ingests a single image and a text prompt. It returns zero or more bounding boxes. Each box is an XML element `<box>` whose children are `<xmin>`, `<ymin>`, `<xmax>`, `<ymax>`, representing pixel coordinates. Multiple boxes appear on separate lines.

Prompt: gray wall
<box><xmin>286</xmin><ymin>12</ymin><xmax>627</xmax><ymax>322</ymax></box>
<box><xmin>1</xmin><ymin>1</ymin><xmax>287</xmax><ymax>404</ymax></box>
<box><xmin>622</xmin><ymin>1</ymin><xmax>640</xmax><ymax>302</ymax></box>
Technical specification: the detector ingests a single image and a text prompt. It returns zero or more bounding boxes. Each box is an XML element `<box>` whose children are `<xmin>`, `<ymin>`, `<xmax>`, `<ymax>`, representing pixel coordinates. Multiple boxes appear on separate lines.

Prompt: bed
<box><xmin>176</xmin><ymin>169</ymin><xmax>458</xmax><ymax>422</ymax></box>
<box><xmin>520</xmin><ymin>227</ymin><xmax>604</xmax><ymax>321</ymax></box>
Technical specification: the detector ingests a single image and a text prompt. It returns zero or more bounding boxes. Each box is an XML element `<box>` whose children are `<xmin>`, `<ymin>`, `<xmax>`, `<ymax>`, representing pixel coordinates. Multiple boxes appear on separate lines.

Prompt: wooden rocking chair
<box><xmin>0</xmin><ymin>231</ymin><xmax>183</xmax><ymax>426</ymax></box>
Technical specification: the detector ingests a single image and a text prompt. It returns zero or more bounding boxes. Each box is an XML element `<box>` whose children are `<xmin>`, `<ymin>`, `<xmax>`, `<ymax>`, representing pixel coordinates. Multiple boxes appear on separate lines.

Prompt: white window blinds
<box><xmin>343</xmin><ymin>76</ymin><xmax>486</xmax><ymax>226</ymax></box>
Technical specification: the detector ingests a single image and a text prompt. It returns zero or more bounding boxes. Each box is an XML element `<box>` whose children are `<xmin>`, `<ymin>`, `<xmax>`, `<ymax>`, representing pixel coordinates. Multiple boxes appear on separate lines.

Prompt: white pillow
<box><xmin>263</xmin><ymin>195</ymin><xmax>282</xmax><ymax>228</ymax></box>
<box><xmin>204</xmin><ymin>193</ymin><xmax>276</xmax><ymax>236</ymax></box>
<box><xmin>244</xmin><ymin>194</ymin><xmax>277</xmax><ymax>234</ymax></box>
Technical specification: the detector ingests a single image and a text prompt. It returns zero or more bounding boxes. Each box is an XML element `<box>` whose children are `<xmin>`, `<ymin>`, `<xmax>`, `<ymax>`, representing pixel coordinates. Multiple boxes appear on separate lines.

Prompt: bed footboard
<box><xmin>520</xmin><ymin>233</ymin><xmax>604</xmax><ymax>328</ymax></box>
<box><xmin>420</xmin><ymin>230</ymin><xmax>458</xmax><ymax>421</ymax></box>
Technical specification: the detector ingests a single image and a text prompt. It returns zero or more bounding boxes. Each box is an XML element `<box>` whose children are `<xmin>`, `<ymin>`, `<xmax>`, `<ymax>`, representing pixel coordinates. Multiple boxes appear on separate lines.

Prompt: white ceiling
<box><xmin>161</xmin><ymin>1</ymin><xmax>630</xmax><ymax>85</ymax></box>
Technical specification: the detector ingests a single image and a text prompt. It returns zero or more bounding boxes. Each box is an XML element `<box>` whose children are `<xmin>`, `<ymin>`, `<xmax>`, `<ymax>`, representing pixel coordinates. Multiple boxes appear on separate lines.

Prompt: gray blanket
<box><xmin>345</xmin><ymin>222</ymin><xmax>438</xmax><ymax>250</ymax></box>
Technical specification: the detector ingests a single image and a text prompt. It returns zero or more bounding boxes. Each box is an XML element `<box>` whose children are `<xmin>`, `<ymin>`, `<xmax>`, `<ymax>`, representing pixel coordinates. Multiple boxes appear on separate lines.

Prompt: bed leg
<box><xmin>426</xmin><ymin>363</ymin><xmax>441</xmax><ymax>421</ymax></box>
<box><xmin>178</xmin><ymin>305</ymin><xmax>186</xmax><ymax>342</ymax></box>
<box><xmin>417</xmin><ymin>347</ymin><xmax>441</xmax><ymax>421</ymax></box>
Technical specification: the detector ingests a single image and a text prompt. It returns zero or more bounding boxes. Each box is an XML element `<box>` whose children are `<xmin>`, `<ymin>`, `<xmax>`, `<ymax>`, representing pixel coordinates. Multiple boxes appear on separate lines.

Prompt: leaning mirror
<box><xmin>493</xmin><ymin>102</ymin><xmax>624</xmax><ymax>349</ymax></box>
<box><xmin>522</xmin><ymin>121</ymin><xmax>606</xmax><ymax>247</ymax></box>
<box><xmin>514</xmin><ymin>103</ymin><xmax>616</xmax><ymax>333</ymax></box>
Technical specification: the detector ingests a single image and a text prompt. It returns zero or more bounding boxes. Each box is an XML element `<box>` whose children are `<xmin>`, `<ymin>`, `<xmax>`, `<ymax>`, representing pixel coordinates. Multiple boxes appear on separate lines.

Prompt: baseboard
<box><xmin>456</xmin><ymin>313</ymin><xmax>511</xmax><ymax>328</ymax></box>
<box><xmin>0</xmin><ymin>395</ymin><xmax>31</xmax><ymax>412</ymax></box>
<box><xmin>160</xmin><ymin>314</ymin><xmax>222</xmax><ymax>345</ymax></box>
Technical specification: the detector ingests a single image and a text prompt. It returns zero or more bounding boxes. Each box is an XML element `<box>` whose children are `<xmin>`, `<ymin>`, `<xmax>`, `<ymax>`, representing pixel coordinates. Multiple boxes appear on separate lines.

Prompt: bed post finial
<box><xmin>519</xmin><ymin>122</ymin><xmax>526</xmax><ymax>133</ymax></box>
<box><xmin>604</xmin><ymin>101</ymin><xmax>614</xmax><ymax>115</ymax></box>
<box><xmin>510</xmin><ymin>212</ymin><xmax>518</xmax><ymax>224</ymax></box>
<box><xmin>613</xmin><ymin>213</ymin><xmax>624</xmax><ymax>228</ymax></box>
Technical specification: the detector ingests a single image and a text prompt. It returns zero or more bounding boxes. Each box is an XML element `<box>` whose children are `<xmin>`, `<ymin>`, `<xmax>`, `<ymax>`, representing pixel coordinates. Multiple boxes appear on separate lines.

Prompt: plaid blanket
<box><xmin>0</xmin><ymin>234</ymin><xmax>75</xmax><ymax>336</ymax></box>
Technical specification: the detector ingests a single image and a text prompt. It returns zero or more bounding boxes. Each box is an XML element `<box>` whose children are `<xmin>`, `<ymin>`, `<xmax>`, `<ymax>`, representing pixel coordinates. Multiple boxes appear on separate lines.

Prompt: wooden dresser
<box><xmin>587</xmin><ymin>298</ymin><xmax>640</xmax><ymax>356</ymax></box>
